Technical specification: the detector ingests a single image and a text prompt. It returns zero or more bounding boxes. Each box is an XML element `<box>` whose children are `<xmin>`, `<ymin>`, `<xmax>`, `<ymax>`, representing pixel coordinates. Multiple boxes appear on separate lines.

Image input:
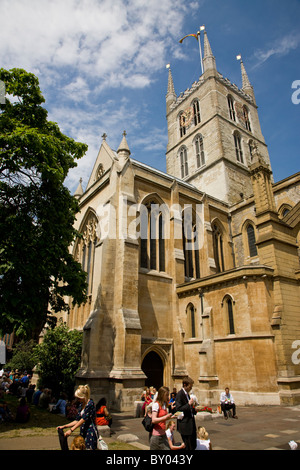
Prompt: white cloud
<box><xmin>0</xmin><ymin>0</ymin><xmax>193</xmax><ymax>192</ymax></box>
<box><xmin>1</xmin><ymin>0</ymin><xmax>187</xmax><ymax>83</ymax></box>
<box><xmin>62</xmin><ymin>77</ymin><xmax>90</xmax><ymax>102</ymax></box>
<box><xmin>253</xmin><ymin>31</ymin><xmax>300</xmax><ymax>68</ymax></box>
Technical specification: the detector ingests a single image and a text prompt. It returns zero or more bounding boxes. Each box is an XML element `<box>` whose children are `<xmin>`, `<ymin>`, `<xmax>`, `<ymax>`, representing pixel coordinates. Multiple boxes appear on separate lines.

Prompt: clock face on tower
<box><xmin>180</xmin><ymin>106</ymin><xmax>194</xmax><ymax>128</ymax></box>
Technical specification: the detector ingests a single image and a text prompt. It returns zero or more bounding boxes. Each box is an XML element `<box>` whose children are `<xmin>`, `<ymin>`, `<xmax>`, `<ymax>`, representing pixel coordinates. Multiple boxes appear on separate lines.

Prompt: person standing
<box><xmin>150</xmin><ymin>386</ymin><xmax>172</xmax><ymax>450</ymax></box>
<box><xmin>175</xmin><ymin>377</ymin><xmax>197</xmax><ymax>450</ymax></box>
<box><xmin>57</xmin><ymin>384</ymin><xmax>98</xmax><ymax>450</ymax></box>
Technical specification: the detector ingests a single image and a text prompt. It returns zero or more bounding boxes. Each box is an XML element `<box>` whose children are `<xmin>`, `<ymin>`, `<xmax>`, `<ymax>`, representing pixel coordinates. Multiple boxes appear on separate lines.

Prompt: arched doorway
<box><xmin>142</xmin><ymin>351</ymin><xmax>164</xmax><ymax>390</ymax></box>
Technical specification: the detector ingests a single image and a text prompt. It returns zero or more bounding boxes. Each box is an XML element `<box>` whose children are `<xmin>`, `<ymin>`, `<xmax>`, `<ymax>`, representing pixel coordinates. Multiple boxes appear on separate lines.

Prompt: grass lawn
<box><xmin>0</xmin><ymin>394</ymin><xmax>140</xmax><ymax>450</ymax></box>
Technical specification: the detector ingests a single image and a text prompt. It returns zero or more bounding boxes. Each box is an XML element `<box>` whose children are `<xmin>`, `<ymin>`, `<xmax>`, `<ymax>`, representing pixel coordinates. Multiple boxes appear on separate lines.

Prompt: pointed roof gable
<box><xmin>86</xmin><ymin>134</ymin><xmax>118</xmax><ymax>191</ymax></box>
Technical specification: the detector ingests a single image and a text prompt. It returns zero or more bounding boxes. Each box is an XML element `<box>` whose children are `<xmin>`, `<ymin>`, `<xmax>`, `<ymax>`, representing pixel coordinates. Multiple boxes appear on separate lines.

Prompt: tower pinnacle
<box><xmin>166</xmin><ymin>65</ymin><xmax>176</xmax><ymax>114</ymax></box>
<box><xmin>237</xmin><ymin>55</ymin><xmax>256</xmax><ymax>104</ymax></box>
<box><xmin>202</xmin><ymin>31</ymin><xmax>216</xmax><ymax>74</ymax></box>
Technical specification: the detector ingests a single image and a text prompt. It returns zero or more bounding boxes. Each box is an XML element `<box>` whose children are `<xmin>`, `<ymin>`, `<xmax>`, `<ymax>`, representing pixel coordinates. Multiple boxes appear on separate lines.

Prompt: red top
<box><xmin>152</xmin><ymin>404</ymin><xmax>168</xmax><ymax>436</ymax></box>
<box><xmin>95</xmin><ymin>405</ymin><xmax>109</xmax><ymax>426</ymax></box>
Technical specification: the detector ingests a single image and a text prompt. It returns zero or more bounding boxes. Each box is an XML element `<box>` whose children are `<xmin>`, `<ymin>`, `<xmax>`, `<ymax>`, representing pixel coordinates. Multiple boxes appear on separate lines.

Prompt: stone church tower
<box><xmin>166</xmin><ymin>31</ymin><xmax>271</xmax><ymax>204</ymax></box>
<box><xmin>61</xmin><ymin>31</ymin><xmax>300</xmax><ymax>411</ymax></box>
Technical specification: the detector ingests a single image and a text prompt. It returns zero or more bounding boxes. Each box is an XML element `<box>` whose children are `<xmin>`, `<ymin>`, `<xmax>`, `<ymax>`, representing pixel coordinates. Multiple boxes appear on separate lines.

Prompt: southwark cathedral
<box><xmin>61</xmin><ymin>32</ymin><xmax>300</xmax><ymax>411</ymax></box>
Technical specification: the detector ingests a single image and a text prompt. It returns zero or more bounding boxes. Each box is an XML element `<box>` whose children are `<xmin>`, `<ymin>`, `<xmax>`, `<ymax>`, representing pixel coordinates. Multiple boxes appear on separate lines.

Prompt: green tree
<box><xmin>0</xmin><ymin>68</ymin><xmax>88</xmax><ymax>339</ymax></box>
<box><xmin>5</xmin><ymin>339</ymin><xmax>36</xmax><ymax>372</ymax></box>
<box><xmin>34</xmin><ymin>322</ymin><xmax>83</xmax><ymax>398</ymax></box>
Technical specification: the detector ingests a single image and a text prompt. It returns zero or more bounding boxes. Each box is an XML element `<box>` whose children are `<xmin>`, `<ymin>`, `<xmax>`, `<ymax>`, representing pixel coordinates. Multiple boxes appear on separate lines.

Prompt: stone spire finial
<box><xmin>74</xmin><ymin>177</ymin><xmax>83</xmax><ymax>198</ymax></box>
<box><xmin>117</xmin><ymin>130</ymin><xmax>131</xmax><ymax>156</ymax></box>
<box><xmin>202</xmin><ymin>31</ymin><xmax>216</xmax><ymax>73</ymax></box>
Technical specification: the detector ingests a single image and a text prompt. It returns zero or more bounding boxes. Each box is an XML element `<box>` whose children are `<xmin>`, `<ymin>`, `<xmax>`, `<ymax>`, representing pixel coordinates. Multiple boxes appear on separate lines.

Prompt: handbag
<box><xmin>142</xmin><ymin>414</ymin><xmax>153</xmax><ymax>432</ymax></box>
<box><xmin>93</xmin><ymin>423</ymin><xmax>108</xmax><ymax>450</ymax></box>
<box><xmin>97</xmin><ymin>435</ymin><xmax>108</xmax><ymax>450</ymax></box>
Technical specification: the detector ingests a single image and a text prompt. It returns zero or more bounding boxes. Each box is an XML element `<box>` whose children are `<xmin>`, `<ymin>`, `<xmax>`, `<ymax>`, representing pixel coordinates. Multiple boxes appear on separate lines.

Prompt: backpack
<box><xmin>142</xmin><ymin>414</ymin><xmax>153</xmax><ymax>432</ymax></box>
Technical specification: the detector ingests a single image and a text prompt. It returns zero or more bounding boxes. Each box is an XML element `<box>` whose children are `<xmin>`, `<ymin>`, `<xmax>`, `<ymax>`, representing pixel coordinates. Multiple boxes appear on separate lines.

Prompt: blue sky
<box><xmin>1</xmin><ymin>0</ymin><xmax>299</xmax><ymax>193</ymax></box>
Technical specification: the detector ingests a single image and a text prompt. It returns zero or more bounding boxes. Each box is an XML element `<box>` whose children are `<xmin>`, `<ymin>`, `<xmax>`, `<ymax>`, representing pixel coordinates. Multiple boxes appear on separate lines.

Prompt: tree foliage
<box><xmin>5</xmin><ymin>339</ymin><xmax>36</xmax><ymax>372</ymax></box>
<box><xmin>34</xmin><ymin>322</ymin><xmax>83</xmax><ymax>398</ymax></box>
<box><xmin>0</xmin><ymin>68</ymin><xmax>88</xmax><ymax>338</ymax></box>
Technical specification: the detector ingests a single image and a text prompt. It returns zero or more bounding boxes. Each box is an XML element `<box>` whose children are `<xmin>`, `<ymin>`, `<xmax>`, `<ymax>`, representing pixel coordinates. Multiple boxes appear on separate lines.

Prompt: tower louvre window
<box><xmin>193</xmin><ymin>99</ymin><xmax>201</xmax><ymax>125</ymax></box>
<box><xmin>195</xmin><ymin>134</ymin><xmax>205</xmax><ymax>168</ymax></box>
<box><xmin>243</xmin><ymin>105</ymin><xmax>251</xmax><ymax>132</ymax></box>
<box><xmin>179</xmin><ymin>146</ymin><xmax>188</xmax><ymax>178</ymax></box>
<box><xmin>179</xmin><ymin>112</ymin><xmax>186</xmax><ymax>137</ymax></box>
<box><xmin>249</xmin><ymin>140</ymin><xmax>254</xmax><ymax>160</ymax></box>
<box><xmin>234</xmin><ymin>132</ymin><xmax>244</xmax><ymax>163</ymax></box>
<box><xmin>227</xmin><ymin>95</ymin><xmax>236</xmax><ymax>121</ymax></box>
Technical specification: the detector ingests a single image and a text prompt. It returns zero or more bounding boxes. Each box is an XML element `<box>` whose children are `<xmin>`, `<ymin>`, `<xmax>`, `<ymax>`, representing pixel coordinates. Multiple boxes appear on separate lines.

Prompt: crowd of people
<box><xmin>0</xmin><ymin>367</ymin><xmax>80</xmax><ymax>423</ymax></box>
<box><xmin>1</xmin><ymin>365</ymin><xmax>240</xmax><ymax>451</ymax></box>
<box><xmin>139</xmin><ymin>377</ymin><xmax>216</xmax><ymax>451</ymax></box>
<box><xmin>0</xmin><ymin>368</ymin><xmax>113</xmax><ymax>451</ymax></box>
<box><xmin>0</xmin><ymin>368</ymin><xmax>34</xmax><ymax>423</ymax></box>
<box><xmin>139</xmin><ymin>379</ymin><xmax>239</xmax><ymax>451</ymax></box>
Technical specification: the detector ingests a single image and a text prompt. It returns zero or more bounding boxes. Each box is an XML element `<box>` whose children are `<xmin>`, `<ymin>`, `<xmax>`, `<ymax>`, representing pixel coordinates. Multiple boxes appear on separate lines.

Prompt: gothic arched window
<box><xmin>140</xmin><ymin>199</ymin><xmax>167</xmax><ymax>273</ymax></box>
<box><xmin>76</xmin><ymin>212</ymin><xmax>99</xmax><ymax>294</ymax></box>
<box><xmin>194</xmin><ymin>134</ymin><xmax>205</xmax><ymax>168</ymax></box>
<box><xmin>186</xmin><ymin>303</ymin><xmax>196</xmax><ymax>338</ymax></box>
<box><xmin>227</xmin><ymin>95</ymin><xmax>236</xmax><ymax>121</ymax></box>
<box><xmin>247</xmin><ymin>224</ymin><xmax>258</xmax><ymax>258</ymax></box>
<box><xmin>212</xmin><ymin>222</ymin><xmax>225</xmax><ymax>273</ymax></box>
<box><xmin>182</xmin><ymin>208</ymin><xmax>200</xmax><ymax>280</ymax></box>
<box><xmin>278</xmin><ymin>204</ymin><xmax>292</xmax><ymax>219</ymax></box>
<box><xmin>234</xmin><ymin>132</ymin><xmax>244</xmax><ymax>163</ymax></box>
<box><xmin>227</xmin><ymin>298</ymin><xmax>235</xmax><ymax>335</ymax></box>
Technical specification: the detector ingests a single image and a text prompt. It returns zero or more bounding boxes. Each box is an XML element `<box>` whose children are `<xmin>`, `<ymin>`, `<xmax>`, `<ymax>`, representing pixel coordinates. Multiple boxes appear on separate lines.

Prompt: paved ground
<box><xmin>0</xmin><ymin>404</ymin><xmax>300</xmax><ymax>451</ymax></box>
